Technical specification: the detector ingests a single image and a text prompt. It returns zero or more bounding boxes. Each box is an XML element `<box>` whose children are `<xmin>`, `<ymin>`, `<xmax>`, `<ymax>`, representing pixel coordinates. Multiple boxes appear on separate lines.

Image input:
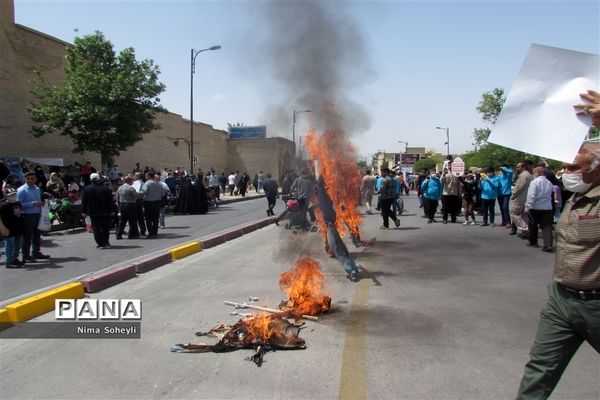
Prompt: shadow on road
<box><xmin>106</xmin><ymin>245</ymin><xmax>144</xmax><ymax>250</ymax></box>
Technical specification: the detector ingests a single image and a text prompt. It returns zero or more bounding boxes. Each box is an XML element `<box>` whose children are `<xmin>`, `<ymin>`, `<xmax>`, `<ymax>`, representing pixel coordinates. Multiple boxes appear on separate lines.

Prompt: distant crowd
<box><xmin>0</xmin><ymin>159</ymin><xmax>274</xmax><ymax>267</ymax></box>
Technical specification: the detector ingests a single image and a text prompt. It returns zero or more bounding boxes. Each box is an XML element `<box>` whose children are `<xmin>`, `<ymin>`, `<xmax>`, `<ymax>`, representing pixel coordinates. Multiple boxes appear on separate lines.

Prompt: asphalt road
<box><xmin>0</xmin><ymin>194</ymin><xmax>272</xmax><ymax>305</ymax></box>
<box><xmin>0</xmin><ymin>194</ymin><xmax>597</xmax><ymax>399</ymax></box>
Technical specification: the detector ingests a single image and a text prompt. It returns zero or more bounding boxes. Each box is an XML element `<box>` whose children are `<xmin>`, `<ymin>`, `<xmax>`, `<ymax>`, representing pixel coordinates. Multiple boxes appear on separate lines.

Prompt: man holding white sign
<box><xmin>516</xmin><ymin>90</ymin><xmax>600</xmax><ymax>398</ymax></box>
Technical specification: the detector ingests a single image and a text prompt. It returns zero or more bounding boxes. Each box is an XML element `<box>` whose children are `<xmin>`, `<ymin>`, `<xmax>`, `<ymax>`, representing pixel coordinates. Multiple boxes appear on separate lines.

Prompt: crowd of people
<box><xmin>0</xmin><ymin>160</ymin><xmax>269</xmax><ymax>266</ymax></box>
<box><xmin>403</xmin><ymin>157</ymin><xmax>568</xmax><ymax>253</ymax></box>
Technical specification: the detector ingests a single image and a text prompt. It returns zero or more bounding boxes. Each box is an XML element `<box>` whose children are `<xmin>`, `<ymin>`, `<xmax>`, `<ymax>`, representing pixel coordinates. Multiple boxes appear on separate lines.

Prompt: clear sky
<box><xmin>14</xmin><ymin>0</ymin><xmax>600</xmax><ymax>160</ymax></box>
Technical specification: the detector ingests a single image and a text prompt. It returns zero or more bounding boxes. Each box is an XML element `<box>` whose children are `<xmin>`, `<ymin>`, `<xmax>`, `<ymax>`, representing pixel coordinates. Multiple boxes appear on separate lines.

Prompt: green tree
<box><xmin>28</xmin><ymin>31</ymin><xmax>166</xmax><ymax>167</ymax></box>
<box><xmin>465</xmin><ymin>87</ymin><xmax>566</xmax><ymax>171</ymax></box>
<box><xmin>412</xmin><ymin>158</ymin><xmax>437</xmax><ymax>172</ymax></box>
<box><xmin>477</xmin><ymin>88</ymin><xmax>505</xmax><ymax>125</ymax></box>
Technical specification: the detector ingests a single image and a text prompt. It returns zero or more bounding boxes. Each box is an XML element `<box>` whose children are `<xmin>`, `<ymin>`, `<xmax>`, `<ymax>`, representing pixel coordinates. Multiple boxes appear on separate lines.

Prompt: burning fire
<box><xmin>305</xmin><ymin>127</ymin><xmax>362</xmax><ymax>239</ymax></box>
<box><xmin>243</xmin><ymin>313</ymin><xmax>293</xmax><ymax>343</ymax></box>
<box><xmin>279</xmin><ymin>257</ymin><xmax>332</xmax><ymax>315</ymax></box>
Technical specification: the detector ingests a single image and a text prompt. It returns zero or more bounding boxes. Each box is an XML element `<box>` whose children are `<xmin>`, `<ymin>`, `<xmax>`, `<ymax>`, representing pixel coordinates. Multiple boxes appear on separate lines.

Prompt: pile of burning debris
<box><xmin>171</xmin><ymin>258</ymin><xmax>332</xmax><ymax>366</ymax></box>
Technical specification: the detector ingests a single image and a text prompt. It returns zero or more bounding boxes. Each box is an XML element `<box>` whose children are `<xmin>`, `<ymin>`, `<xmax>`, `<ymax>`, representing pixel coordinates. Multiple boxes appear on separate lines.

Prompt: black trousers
<box><xmin>21</xmin><ymin>213</ymin><xmax>42</xmax><ymax>256</ymax></box>
<box><xmin>442</xmin><ymin>195</ymin><xmax>461</xmax><ymax>222</ymax></box>
<box><xmin>136</xmin><ymin>198</ymin><xmax>146</xmax><ymax>235</ymax></box>
<box><xmin>143</xmin><ymin>200</ymin><xmax>161</xmax><ymax>236</ymax></box>
<box><xmin>528</xmin><ymin>209</ymin><xmax>553</xmax><ymax>248</ymax></box>
<box><xmin>266</xmin><ymin>195</ymin><xmax>277</xmax><ymax>215</ymax></box>
<box><xmin>90</xmin><ymin>215</ymin><xmax>112</xmax><ymax>247</ymax></box>
<box><xmin>117</xmin><ymin>203</ymin><xmax>139</xmax><ymax>238</ymax></box>
<box><xmin>423</xmin><ymin>198</ymin><xmax>438</xmax><ymax>220</ymax></box>
<box><xmin>380</xmin><ymin>197</ymin><xmax>398</xmax><ymax>227</ymax></box>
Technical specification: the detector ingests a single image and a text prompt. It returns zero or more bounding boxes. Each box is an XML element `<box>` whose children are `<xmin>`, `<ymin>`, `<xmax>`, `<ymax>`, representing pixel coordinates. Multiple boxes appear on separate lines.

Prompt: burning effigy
<box><xmin>171</xmin><ymin>314</ymin><xmax>306</xmax><ymax>366</ymax></box>
<box><xmin>171</xmin><ymin>258</ymin><xmax>330</xmax><ymax>366</ymax></box>
<box><xmin>306</xmin><ymin>127</ymin><xmax>363</xmax><ymax>245</ymax></box>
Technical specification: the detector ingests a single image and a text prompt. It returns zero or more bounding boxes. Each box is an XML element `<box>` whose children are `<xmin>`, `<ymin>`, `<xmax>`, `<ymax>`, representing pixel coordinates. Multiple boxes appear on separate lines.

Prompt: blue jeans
<box><xmin>497</xmin><ymin>194</ymin><xmax>511</xmax><ymax>225</ymax></box>
<box><xmin>4</xmin><ymin>235</ymin><xmax>23</xmax><ymax>265</ymax></box>
<box><xmin>159</xmin><ymin>207</ymin><xmax>165</xmax><ymax>227</ymax></box>
<box><xmin>482</xmin><ymin>199</ymin><xmax>496</xmax><ymax>224</ymax></box>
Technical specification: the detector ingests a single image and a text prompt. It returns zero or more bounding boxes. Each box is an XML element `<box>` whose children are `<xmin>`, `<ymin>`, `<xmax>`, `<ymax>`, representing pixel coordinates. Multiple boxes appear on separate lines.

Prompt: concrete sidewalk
<box><xmin>0</xmin><ymin>194</ymin><xmax>597</xmax><ymax>399</ymax></box>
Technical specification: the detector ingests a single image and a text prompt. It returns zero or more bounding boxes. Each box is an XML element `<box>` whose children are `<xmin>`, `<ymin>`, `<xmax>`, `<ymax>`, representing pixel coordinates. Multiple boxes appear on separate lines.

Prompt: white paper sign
<box><xmin>488</xmin><ymin>44</ymin><xmax>599</xmax><ymax>163</ymax></box>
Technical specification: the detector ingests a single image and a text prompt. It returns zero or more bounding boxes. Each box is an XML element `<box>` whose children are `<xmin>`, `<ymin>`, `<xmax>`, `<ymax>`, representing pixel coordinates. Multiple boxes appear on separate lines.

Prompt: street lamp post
<box><xmin>293</xmin><ymin>109</ymin><xmax>311</xmax><ymax>155</ymax></box>
<box><xmin>190</xmin><ymin>45</ymin><xmax>221</xmax><ymax>176</ymax></box>
<box><xmin>397</xmin><ymin>141</ymin><xmax>408</xmax><ymax>170</ymax></box>
<box><xmin>435</xmin><ymin>126</ymin><xmax>450</xmax><ymax>156</ymax></box>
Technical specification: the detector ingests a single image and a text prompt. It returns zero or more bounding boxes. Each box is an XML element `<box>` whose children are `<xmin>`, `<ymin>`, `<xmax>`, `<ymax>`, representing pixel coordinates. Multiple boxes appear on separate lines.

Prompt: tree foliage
<box><xmin>28</xmin><ymin>31</ymin><xmax>166</xmax><ymax>167</ymax></box>
<box><xmin>462</xmin><ymin>144</ymin><xmax>562</xmax><ymax>171</ymax></box>
<box><xmin>476</xmin><ymin>88</ymin><xmax>505</xmax><ymax>125</ymax></box>
<box><xmin>412</xmin><ymin>157</ymin><xmax>437</xmax><ymax>172</ymax></box>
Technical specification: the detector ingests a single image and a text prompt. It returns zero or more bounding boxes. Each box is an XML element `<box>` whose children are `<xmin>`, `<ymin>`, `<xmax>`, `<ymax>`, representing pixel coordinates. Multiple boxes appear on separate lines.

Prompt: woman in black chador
<box><xmin>194</xmin><ymin>178</ymin><xmax>209</xmax><ymax>214</ymax></box>
<box><xmin>174</xmin><ymin>177</ymin><xmax>208</xmax><ymax>214</ymax></box>
<box><xmin>174</xmin><ymin>177</ymin><xmax>197</xmax><ymax>214</ymax></box>
<box><xmin>238</xmin><ymin>172</ymin><xmax>250</xmax><ymax>197</ymax></box>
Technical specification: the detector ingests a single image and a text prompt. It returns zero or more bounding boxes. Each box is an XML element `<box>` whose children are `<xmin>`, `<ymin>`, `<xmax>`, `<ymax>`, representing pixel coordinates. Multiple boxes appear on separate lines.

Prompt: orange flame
<box><xmin>243</xmin><ymin>313</ymin><xmax>284</xmax><ymax>342</ymax></box>
<box><xmin>305</xmin><ymin>127</ymin><xmax>362</xmax><ymax>239</ymax></box>
<box><xmin>279</xmin><ymin>257</ymin><xmax>332</xmax><ymax>315</ymax></box>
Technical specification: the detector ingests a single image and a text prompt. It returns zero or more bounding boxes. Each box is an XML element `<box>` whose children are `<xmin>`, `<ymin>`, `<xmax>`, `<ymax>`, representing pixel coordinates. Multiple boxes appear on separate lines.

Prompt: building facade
<box><xmin>0</xmin><ymin>0</ymin><xmax>293</xmax><ymax>181</ymax></box>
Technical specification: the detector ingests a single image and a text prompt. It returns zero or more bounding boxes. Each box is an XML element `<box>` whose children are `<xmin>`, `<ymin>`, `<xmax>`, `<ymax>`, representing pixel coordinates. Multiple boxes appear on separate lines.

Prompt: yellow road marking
<box><xmin>339</xmin><ymin>278</ymin><xmax>371</xmax><ymax>400</ymax></box>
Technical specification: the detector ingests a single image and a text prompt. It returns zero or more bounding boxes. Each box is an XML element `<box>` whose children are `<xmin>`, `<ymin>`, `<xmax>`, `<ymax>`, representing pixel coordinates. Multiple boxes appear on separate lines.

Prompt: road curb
<box><xmin>4</xmin><ymin>215</ymin><xmax>277</xmax><ymax>322</ymax></box>
<box><xmin>81</xmin><ymin>265</ymin><xmax>138</xmax><ymax>293</ymax></box>
<box><xmin>2</xmin><ymin>283</ymin><xmax>85</xmax><ymax>323</ymax></box>
<box><xmin>133</xmin><ymin>253</ymin><xmax>172</xmax><ymax>274</ymax></box>
<box><xmin>169</xmin><ymin>241</ymin><xmax>202</xmax><ymax>260</ymax></box>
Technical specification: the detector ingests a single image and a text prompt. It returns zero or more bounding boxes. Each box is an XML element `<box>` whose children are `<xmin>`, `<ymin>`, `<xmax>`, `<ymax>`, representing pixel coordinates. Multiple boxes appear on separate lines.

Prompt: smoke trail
<box><xmin>245</xmin><ymin>0</ymin><xmax>374</xmax><ymax>137</ymax></box>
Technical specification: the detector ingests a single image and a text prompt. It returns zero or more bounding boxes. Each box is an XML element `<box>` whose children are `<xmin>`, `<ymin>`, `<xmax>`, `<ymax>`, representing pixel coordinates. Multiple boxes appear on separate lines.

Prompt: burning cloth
<box><xmin>171</xmin><ymin>314</ymin><xmax>306</xmax><ymax>367</ymax></box>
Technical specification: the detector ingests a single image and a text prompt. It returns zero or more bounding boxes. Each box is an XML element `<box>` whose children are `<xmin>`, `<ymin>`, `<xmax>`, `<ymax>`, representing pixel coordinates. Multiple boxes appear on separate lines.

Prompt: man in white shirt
<box><xmin>227</xmin><ymin>172</ymin><xmax>236</xmax><ymax>196</ymax></box>
<box><xmin>131</xmin><ymin>172</ymin><xmax>146</xmax><ymax>236</ymax></box>
<box><xmin>524</xmin><ymin>166</ymin><xmax>554</xmax><ymax>252</ymax></box>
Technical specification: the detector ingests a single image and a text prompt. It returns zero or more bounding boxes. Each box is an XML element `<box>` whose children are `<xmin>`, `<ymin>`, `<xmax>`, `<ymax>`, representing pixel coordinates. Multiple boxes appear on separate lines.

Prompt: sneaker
<box><xmin>469</xmin><ymin>221</ymin><xmax>477</xmax><ymax>226</ymax></box>
<box><xmin>490</xmin><ymin>223</ymin><xmax>496</xmax><ymax>227</ymax></box>
<box><xmin>6</xmin><ymin>261</ymin><xmax>24</xmax><ymax>269</ymax></box>
<box><xmin>481</xmin><ymin>223</ymin><xmax>489</xmax><ymax>227</ymax></box>
<box><xmin>32</xmin><ymin>252</ymin><xmax>50</xmax><ymax>259</ymax></box>
<box><xmin>462</xmin><ymin>221</ymin><xmax>468</xmax><ymax>226</ymax></box>
<box><xmin>379</xmin><ymin>225</ymin><xmax>389</xmax><ymax>230</ymax></box>
<box><xmin>527</xmin><ymin>243</ymin><xmax>539</xmax><ymax>248</ymax></box>
<box><xmin>542</xmin><ymin>247</ymin><xmax>553</xmax><ymax>253</ymax></box>
<box><xmin>349</xmin><ymin>270</ymin><xmax>359</xmax><ymax>282</ymax></box>
<box><xmin>394</xmin><ymin>219</ymin><xmax>400</xmax><ymax>228</ymax></box>
<box><xmin>427</xmin><ymin>219</ymin><xmax>433</xmax><ymax>224</ymax></box>
<box><xmin>22</xmin><ymin>255</ymin><xmax>36</xmax><ymax>263</ymax></box>
<box><xmin>509</xmin><ymin>231</ymin><xmax>517</xmax><ymax>235</ymax></box>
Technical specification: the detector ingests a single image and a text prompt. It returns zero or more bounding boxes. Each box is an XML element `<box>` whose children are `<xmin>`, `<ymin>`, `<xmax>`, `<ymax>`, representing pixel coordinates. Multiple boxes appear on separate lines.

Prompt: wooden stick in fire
<box><xmin>223</xmin><ymin>301</ymin><xmax>319</xmax><ymax>322</ymax></box>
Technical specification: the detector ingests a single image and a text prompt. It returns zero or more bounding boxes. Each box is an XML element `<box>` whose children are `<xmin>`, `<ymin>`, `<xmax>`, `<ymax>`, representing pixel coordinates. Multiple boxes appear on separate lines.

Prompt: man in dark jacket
<box><xmin>262</xmin><ymin>173</ymin><xmax>279</xmax><ymax>216</ymax></box>
<box><xmin>82</xmin><ymin>173</ymin><xmax>115</xmax><ymax>249</ymax></box>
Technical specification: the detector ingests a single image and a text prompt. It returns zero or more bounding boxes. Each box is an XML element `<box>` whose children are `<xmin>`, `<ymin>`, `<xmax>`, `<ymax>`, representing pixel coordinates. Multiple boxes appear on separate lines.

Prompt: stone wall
<box><xmin>0</xmin><ymin>0</ymin><xmax>292</xmax><ymax>179</ymax></box>
<box><xmin>228</xmin><ymin>138</ymin><xmax>294</xmax><ymax>182</ymax></box>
